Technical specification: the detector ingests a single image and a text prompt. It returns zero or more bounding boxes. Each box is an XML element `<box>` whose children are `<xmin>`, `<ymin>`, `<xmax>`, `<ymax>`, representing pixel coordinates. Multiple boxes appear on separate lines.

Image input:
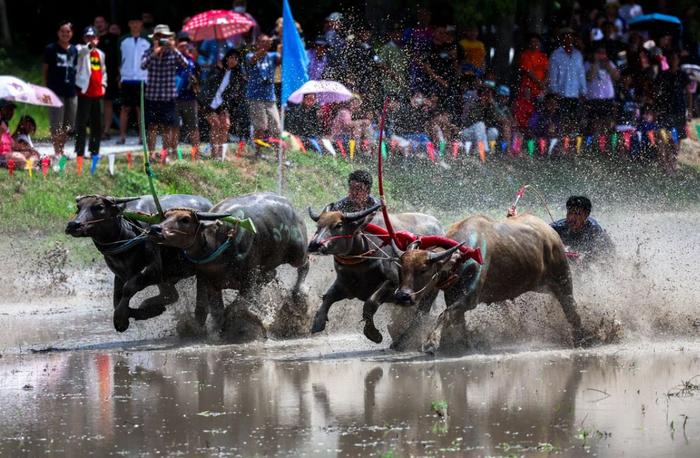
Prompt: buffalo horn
<box><xmin>342</xmin><ymin>203</ymin><xmax>382</xmax><ymax>222</ymax></box>
<box><xmin>427</xmin><ymin>243</ymin><xmax>464</xmax><ymax>264</ymax></box>
<box><xmin>390</xmin><ymin>239</ymin><xmax>405</xmax><ymax>258</ymax></box>
<box><xmin>109</xmin><ymin>196</ymin><xmax>142</xmax><ymax>205</ymax></box>
<box><xmin>308</xmin><ymin>207</ymin><xmax>321</xmax><ymax>222</ymax></box>
<box><xmin>195</xmin><ymin>211</ymin><xmax>233</xmax><ymax>221</ymax></box>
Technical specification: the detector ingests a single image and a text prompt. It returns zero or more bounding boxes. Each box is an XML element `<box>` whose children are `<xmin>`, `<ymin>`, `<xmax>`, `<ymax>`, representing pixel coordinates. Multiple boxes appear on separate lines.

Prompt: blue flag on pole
<box><xmin>281</xmin><ymin>0</ymin><xmax>309</xmax><ymax>107</ymax></box>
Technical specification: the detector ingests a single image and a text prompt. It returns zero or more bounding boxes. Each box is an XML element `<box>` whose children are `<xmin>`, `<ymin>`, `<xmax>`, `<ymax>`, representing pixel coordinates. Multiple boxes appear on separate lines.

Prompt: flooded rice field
<box><xmin>0</xmin><ymin>210</ymin><xmax>699</xmax><ymax>456</ymax></box>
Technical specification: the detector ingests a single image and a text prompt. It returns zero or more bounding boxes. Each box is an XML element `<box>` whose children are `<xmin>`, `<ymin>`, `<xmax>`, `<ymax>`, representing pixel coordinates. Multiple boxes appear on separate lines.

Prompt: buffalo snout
<box><xmin>394</xmin><ymin>289</ymin><xmax>414</xmax><ymax>306</ymax></box>
<box><xmin>149</xmin><ymin>224</ymin><xmax>163</xmax><ymax>238</ymax></box>
<box><xmin>65</xmin><ymin>220</ymin><xmax>81</xmax><ymax>235</ymax></box>
<box><xmin>308</xmin><ymin>240</ymin><xmax>324</xmax><ymax>254</ymax></box>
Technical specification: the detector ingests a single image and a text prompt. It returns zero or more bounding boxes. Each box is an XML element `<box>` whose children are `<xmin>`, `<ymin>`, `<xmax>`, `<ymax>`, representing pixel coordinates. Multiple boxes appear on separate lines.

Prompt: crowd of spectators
<box><xmin>1</xmin><ymin>1</ymin><xmax>698</xmax><ymax>173</ymax></box>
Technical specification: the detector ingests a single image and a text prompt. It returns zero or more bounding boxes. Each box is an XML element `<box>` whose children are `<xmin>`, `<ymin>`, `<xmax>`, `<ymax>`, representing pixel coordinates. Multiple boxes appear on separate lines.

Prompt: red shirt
<box><xmin>82</xmin><ymin>49</ymin><xmax>104</xmax><ymax>97</ymax></box>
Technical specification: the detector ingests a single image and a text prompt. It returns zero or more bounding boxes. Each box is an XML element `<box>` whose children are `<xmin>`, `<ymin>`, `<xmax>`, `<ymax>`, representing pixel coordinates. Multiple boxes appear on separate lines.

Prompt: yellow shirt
<box><xmin>459</xmin><ymin>38</ymin><xmax>486</xmax><ymax>71</ymax></box>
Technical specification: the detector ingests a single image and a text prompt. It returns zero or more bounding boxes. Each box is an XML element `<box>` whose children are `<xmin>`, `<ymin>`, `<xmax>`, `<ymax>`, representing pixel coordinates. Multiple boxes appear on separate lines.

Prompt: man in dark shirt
<box><xmin>94</xmin><ymin>15</ymin><xmax>120</xmax><ymax>139</ymax></box>
<box><xmin>330</xmin><ymin>170</ymin><xmax>380</xmax><ymax>213</ymax></box>
<box><xmin>550</xmin><ymin>196</ymin><xmax>615</xmax><ymax>265</ymax></box>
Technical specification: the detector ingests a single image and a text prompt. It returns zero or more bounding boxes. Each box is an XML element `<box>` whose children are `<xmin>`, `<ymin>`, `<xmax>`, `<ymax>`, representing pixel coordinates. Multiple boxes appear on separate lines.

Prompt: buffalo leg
<box><xmin>194</xmin><ymin>276</ymin><xmax>209</xmax><ymax>327</ymax></box>
<box><xmin>362</xmin><ymin>280</ymin><xmax>393</xmax><ymax>344</ymax></box>
<box><xmin>423</xmin><ymin>294</ymin><xmax>476</xmax><ymax>354</ymax></box>
<box><xmin>390</xmin><ymin>291</ymin><xmax>438</xmax><ymax>351</ymax></box>
<box><xmin>292</xmin><ymin>260</ymin><xmax>310</xmax><ymax>300</ymax></box>
<box><xmin>207</xmin><ymin>283</ymin><xmax>226</xmax><ymax>332</ymax></box>
<box><xmin>548</xmin><ymin>274</ymin><xmax>588</xmax><ymax>346</ymax></box>
<box><xmin>223</xmin><ymin>273</ymin><xmax>266</xmax><ymax>342</ymax></box>
<box><xmin>132</xmin><ymin>283</ymin><xmax>178</xmax><ymax>320</ymax></box>
<box><xmin>113</xmin><ymin>272</ymin><xmax>158</xmax><ymax>332</ymax></box>
<box><xmin>113</xmin><ymin>276</ymin><xmax>124</xmax><ymax>309</ymax></box>
<box><xmin>311</xmin><ymin>281</ymin><xmax>348</xmax><ymax>334</ymax></box>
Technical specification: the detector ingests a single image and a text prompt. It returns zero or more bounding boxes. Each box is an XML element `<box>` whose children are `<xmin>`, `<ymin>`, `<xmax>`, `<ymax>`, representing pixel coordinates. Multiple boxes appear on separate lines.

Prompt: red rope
<box><xmin>377</xmin><ymin>97</ymin><xmax>397</xmax><ymax>245</ymax></box>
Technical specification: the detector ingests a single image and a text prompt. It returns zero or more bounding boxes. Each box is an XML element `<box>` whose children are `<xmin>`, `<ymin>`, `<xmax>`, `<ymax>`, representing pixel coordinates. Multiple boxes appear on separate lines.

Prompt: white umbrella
<box><xmin>287</xmin><ymin>79</ymin><xmax>353</xmax><ymax>105</ymax></box>
<box><xmin>681</xmin><ymin>64</ymin><xmax>700</xmax><ymax>82</ymax></box>
<box><xmin>0</xmin><ymin>75</ymin><xmax>63</xmax><ymax>107</ymax></box>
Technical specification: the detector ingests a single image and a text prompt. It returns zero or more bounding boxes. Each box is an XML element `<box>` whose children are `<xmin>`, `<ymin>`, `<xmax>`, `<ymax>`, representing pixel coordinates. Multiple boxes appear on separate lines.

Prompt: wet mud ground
<box><xmin>1</xmin><ymin>211</ymin><xmax>700</xmax><ymax>456</ymax></box>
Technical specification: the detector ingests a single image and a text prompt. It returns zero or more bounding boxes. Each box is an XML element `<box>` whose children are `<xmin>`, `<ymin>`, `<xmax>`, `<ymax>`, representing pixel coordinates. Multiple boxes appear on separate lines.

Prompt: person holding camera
<box><xmin>74</xmin><ymin>26</ymin><xmax>107</xmax><ymax>159</ymax></box>
<box><xmin>140</xmin><ymin>24</ymin><xmax>189</xmax><ymax>160</ymax></box>
<box><xmin>245</xmin><ymin>34</ymin><xmax>281</xmax><ymax>154</ymax></box>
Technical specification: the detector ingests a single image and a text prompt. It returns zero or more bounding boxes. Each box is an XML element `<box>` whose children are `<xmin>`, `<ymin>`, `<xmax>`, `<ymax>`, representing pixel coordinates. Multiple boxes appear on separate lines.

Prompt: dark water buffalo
<box><xmin>393</xmin><ymin>213</ymin><xmax>589</xmax><ymax>353</ymax></box>
<box><xmin>65</xmin><ymin>194</ymin><xmax>213</xmax><ymax>332</ymax></box>
<box><xmin>307</xmin><ymin>204</ymin><xmax>444</xmax><ymax>348</ymax></box>
<box><xmin>149</xmin><ymin>192</ymin><xmax>309</xmax><ymax>339</ymax></box>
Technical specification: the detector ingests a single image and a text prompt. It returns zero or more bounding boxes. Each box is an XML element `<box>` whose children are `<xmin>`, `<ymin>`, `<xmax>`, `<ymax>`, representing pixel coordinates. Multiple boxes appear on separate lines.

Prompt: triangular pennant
<box><xmin>548</xmin><ymin>138</ymin><xmax>558</xmax><ymax>156</ymax></box>
<box><xmin>478</xmin><ymin>141</ymin><xmax>486</xmax><ymax>162</ymax></box>
<box><xmin>426</xmin><ymin>142</ymin><xmax>436</xmax><ymax>162</ymax></box>
<box><xmin>349</xmin><ymin>139</ymin><xmax>356</xmax><ymax>159</ymax></box>
<box><xmin>76</xmin><ymin>156</ymin><xmax>84</xmax><ymax>176</ymax></box>
<box><xmin>26</xmin><ymin>158</ymin><xmax>34</xmax><ymax>178</ymax></box>
<box><xmin>526</xmin><ymin>139</ymin><xmax>535</xmax><ymax>157</ymax></box>
<box><xmin>41</xmin><ymin>156</ymin><xmax>50</xmax><ymax>179</ymax></box>
<box><xmin>336</xmin><ymin>139</ymin><xmax>347</xmax><ymax>158</ymax></box>
<box><xmin>7</xmin><ymin>159</ymin><xmax>15</xmax><ymax>176</ymax></box>
<box><xmin>451</xmin><ymin>141</ymin><xmax>459</xmax><ymax>159</ymax></box>
<box><xmin>108</xmin><ymin>154</ymin><xmax>116</xmax><ymax>175</ymax></box>
<box><xmin>90</xmin><ymin>155</ymin><xmax>100</xmax><ymax>175</ymax></box>
<box><xmin>321</xmin><ymin>138</ymin><xmax>336</xmax><ymax>156</ymax></box>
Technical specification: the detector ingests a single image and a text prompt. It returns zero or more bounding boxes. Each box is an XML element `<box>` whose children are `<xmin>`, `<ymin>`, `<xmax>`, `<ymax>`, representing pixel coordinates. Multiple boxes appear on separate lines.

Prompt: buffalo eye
<box><xmin>334</xmin><ymin>222</ymin><xmax>343</xmax><ymax>229</ymax></box>
<box><xmin>181</xmin><ymin>216</ymin><xmax>191</xmax><ymax>224</ymax></box>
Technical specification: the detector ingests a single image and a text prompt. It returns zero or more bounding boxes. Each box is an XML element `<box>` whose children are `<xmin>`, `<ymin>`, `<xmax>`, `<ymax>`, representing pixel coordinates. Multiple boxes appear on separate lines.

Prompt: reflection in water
<box><xmin>0</xmin><ymin>339</ymin><xmax>699</xmax><ymax>456</ymax></box>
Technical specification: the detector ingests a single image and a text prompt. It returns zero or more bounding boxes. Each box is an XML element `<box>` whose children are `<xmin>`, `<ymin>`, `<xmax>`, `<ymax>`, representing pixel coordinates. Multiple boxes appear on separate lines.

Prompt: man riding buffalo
<box><xmin>308</xmin><ymin>171</ymin><xmax>445</xmax><ymax>349</ymax></box>
<box><xmin>66</xmin><ymin>194</ymin><xmax>212</xmax><ymax>332</ymax></box>
<box><xmin>148</xmin><ymin>192</ymin><xmax>309</xmax><ymax>340</ymax></box>
<box><xmin>394</xmin><ymin>212</ymin><xmax>591</xmax><ymax>354</ymax></box>
<box><xmin>550</xmin><ymin>196</ymin><xmax>615</xmax><ymax>265</ymax></box>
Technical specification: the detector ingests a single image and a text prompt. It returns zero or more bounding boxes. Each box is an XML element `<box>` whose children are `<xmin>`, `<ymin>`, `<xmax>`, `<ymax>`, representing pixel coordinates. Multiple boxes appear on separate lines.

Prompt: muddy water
<box><xmin>1</xmin><ymin>337</ymin><xmax>700</xmax><ymax>457</ymax></box>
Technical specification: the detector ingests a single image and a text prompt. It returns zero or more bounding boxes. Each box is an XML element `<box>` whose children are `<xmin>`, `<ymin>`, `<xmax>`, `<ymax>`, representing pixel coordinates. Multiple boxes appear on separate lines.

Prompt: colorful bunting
<box><xmin>76</xmin><ymin>156</ymin><xmax>84</xmax><ymax>176</ymax></box>
<box><xmin>647</xmin><ymin>130</ymin><xmax>656</xmax><ymax>146</ymax></box>
<box><xmin>563</xmin><ymin>136</ymin><xmax>570</xmax><ymax>153</ymax></box>
<box><xmin>108</xmin><ymin>154</ymin><xmax>116</xmax><ymax>175</ymax></box>
<box><xmin>538</xmin><ymin>138</ymin><xmax>546</xmax><ymax>156</ymax></box>
<box><xmin>426</xmin><ymin>142</ymin><xmax>436</xmax><ymax>162</ymax></box>
<box><xmin>348</xmin><ymin>139</ymin><xmax>356</xmax><ymax>159</ymax></box>
<box><xmin>126</xmin><ymin>152</ymin><xmax>133</xmax><ymax>169</ymax></box>
<box><xmin>478</xmin><ymin>141</ymin><xmax>486</xmax><ymax>163</ymax></box>
<box><xmin>526</xmin><ymin>139</ymin><xmax>535</xmax><ymax>157</ymax></box>
<box><xmin>336</xmin><ymin>139</ymin><xmax>347</xmax><ymax>158</ymax></box>
<box><xmin>7</xmin><ymin>159</ymin><xmax>15</xmax><ymax>176</ymax></box>
<box><xmin>26</xmin><ymin>158</ymin><xmax>34</xmax><ymax>177</ymax></box>
<box><xmin>598</xmin><ymin>134</ymin><xmax>606</xmax><ymax>153</ymax></box>
<box><xmin>90</xmin><ymin>155</ymin><xmax>100</xmax><ymax>175</ymax></box>
<box><xmin>58</xmin><ymin>155</ymin><xmax>67</xmax><ymax>173</ymax></box>
<box><xmin>177</xmin><ymin>147</ymin><xmax>183</xmax><ymax>160</ymax></box>
<box><xmin>452</xmin><ymin>141</ymin><xmax>459</xmax><ymax>159</ymax></box>
<box><xmin>439</xmin><ymin>141</ymin><xmax>446</xmax><ymax>159</ymax></box>
<box><xmin>575</xmin><ymin>136</ymin><xmax>583</xmax><ymax>154</ymax></box>
<box><xmin>41</xmin><ymin>156</ymin><xmax>50</xmax><ymax>178</ymax></box>
<box><xmin>623</xmin><ymin>131</ymin><xmax>632</xmax><ymax>150</ymax></box>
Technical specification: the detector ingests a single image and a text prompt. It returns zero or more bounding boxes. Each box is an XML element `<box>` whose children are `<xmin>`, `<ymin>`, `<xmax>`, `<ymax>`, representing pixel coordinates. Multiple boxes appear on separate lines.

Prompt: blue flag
<box><xmin>281</xmin><ymin>0</ymin><xmax>309</xmax><ymax>106</ymax></box>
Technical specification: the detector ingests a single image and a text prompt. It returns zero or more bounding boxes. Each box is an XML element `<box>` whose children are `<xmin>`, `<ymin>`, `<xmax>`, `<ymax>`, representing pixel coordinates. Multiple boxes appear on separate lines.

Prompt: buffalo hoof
<box><xmin>113</xmin><ymin>307</ymin><xmax>131</xmax><ymax>332</ymax></box>
<box><xmin>310</xmin><ymin>314</ymin><xmax>328</xmax><ymax>334</ymax></box>
<box><xmin>363</xmin><ymin>321</ymin><xmax>383</xmax><ymax>344</ymax></box>
<box><xmin>572</xmin><ymin>327</ymin><xmax>596</xmax><ymax>348</ymax></box>
<box><xmin>222</xmin><ymin>309</ymin><xmax>266</xmax><ymax>343</ymax></box>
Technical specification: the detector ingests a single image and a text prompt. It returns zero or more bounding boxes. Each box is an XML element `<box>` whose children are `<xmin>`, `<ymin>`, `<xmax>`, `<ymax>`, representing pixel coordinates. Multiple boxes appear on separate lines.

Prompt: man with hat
<box><xmin>118</xmin><ymin>14</ymin><xmax>151</xmax><ymax>144</ymax></box>
<box><xmin>74</xmin><ymin>26</ymin><xmax>107</xmax><ymax>159</ymax></box>
<box><xmin>140</xmin><ymin>24</ymin><xmax>189</xmax><ymax>160</ymax></box>
<box><xmin>548</xmin><ymin>27</ymin><xmax>587</xmax><ymax>135</ymax></box>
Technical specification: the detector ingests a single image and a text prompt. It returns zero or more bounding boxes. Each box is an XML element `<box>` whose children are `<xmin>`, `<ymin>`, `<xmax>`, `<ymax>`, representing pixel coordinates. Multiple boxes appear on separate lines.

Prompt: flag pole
<box><xmin>278</xmin><ymin>104</ymin><xmax>285</xmax><ymax>195</ymax></box>
<box><xmin>140</xmin><ymin>80</ymin><xmax>164</xmax><ymax>218</ymax></box>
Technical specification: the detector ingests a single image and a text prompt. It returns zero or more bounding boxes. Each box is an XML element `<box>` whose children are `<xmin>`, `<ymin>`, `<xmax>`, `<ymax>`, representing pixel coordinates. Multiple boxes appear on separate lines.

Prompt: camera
<box><xmin>158</xmin><ymin>38</ymin><xmax>170</xmax><ymax>46</ymax></box>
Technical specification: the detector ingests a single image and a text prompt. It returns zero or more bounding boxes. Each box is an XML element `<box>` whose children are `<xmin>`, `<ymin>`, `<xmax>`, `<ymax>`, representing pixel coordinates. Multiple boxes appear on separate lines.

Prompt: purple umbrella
<box><xmin>287</xmin><ymin>79</ymin><xmax>353</xmax><ymax>104</ymax></box>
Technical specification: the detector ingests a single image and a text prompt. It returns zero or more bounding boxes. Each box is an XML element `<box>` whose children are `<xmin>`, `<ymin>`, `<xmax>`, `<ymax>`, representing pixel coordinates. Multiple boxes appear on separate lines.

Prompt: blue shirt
<box><xmin>550</xmin><ymin>216</ymin><xmax>614</xmax><ymax>263</ymax></box>
<box><xmin>245</xmin><ymin>52</ymin><xmax>279</xmax><ymax>102</ymax></box>
<box><xmin>548</xmin><ymin>47</ymin><xmax>587</xmax><ymax>98</ymax></box>
<box><xmin>176</xmin><ymin>56</ymin><xmax>197</xmax><ymax>101</ymax></box>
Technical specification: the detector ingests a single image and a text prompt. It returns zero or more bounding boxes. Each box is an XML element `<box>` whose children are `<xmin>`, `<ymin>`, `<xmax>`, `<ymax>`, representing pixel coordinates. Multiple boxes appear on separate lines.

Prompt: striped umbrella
<box><xmin>183</xmin><ymin>10</ymin><xmax>255</xmax><ymax>41</ymax></box>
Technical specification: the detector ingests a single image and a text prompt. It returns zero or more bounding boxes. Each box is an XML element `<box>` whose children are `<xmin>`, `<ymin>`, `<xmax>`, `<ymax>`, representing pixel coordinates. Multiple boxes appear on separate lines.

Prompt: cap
<box><xmin>149</xmin><ymin>24</ymin><xmax>175</xmax><ymax>38</ymax></box>
<box><xmin>326</xmin><ymin>12</ymin><xmax>343</xmax><ymax>22</ymax></box>
<box><xmin>83</xmin><ymin>26</ymin><xmax>97</xmax><ymax>37</ymax></box>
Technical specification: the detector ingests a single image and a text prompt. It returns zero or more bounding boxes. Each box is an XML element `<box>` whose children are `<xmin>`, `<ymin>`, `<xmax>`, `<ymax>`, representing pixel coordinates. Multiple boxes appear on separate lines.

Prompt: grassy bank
<box><xmin>0</xmin><ymin>150</ymin><xmax>358</xmax><ymax>234</ymax></box>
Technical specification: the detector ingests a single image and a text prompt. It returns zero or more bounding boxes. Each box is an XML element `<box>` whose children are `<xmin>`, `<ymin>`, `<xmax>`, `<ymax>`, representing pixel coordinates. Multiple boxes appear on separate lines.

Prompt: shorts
<box><xmin>120</xmin><ymin>81</ymin><xmax>142</xmax><ymax>107</ymax></box>
<box><xmin>145</xmin><ymin>99</ymin><xmax>178</xmax><ymax>127</ymax></box>
<box><xmin>48</xmin><ymin>96</ymin><xmax>77</xmax><ymax>135</ymax></box>
<box><xmin>247</xmin><ymin>100</ymin><xmax>280</xmax><ymax>136</ymax></box>
<box><xmin>176</xmin><ymin>99</ymin><xmax>198</xmax><ymax>132</ymax></box>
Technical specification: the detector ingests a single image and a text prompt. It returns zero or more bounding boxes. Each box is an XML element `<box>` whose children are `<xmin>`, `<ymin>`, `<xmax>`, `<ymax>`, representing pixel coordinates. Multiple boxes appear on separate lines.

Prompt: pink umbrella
<box><xmin>0</xmin><ymin>76</ymin><xmax>63</xmax><ymax>107</ymax></box>
<box><xmin>287</xmin><ymin>80</ymin><xmax>354</xmax><ymax>105</ymax></box>
<box><xmin>183</xmin><ymin>10</ymin><xmax>256</xmax><ymax>41</ymax></box>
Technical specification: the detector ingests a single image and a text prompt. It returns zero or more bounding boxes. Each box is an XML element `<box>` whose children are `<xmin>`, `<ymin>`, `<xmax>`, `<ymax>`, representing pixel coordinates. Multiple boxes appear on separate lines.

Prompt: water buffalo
<box><xmin>307</xmin><ymin>203</ymin><xmax>444</xmax><ymax>349</ymax></box>
<box><xmin>65</xmin><ymin>194</ymin><xmax>213</xmax><ymax>332</ymax></box>
<box><xmin>149</xmin><ymin>192</ymin><xmax>309</xmax><ymax>339</ymax></box>
<box><xmin>393</xmin><ymin>213</ymin><xmax>589</xmax><ymax>354</ymax></box>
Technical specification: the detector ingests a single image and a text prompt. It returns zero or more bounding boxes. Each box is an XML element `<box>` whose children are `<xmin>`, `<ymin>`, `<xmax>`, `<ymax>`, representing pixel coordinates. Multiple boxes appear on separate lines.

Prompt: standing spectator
<box><xmin>140</xmin><ymin>24</ymin><xmax>188</xmax><ymax>158</ymax></box>
<box><xmin>199</xmin><ymin>49</ymin><xmax>248</xmax><ymax>158</ymax></box>
<box><xmin>343</xmin><ymin>29</ymin><xmax>381</xmax><ymax>109</ymax></box>
<box><xmin>230</xmin><ymin>0</ymin><xmax>260</xmax><ymax>48</ymax></box>
<box><xmin>322</xmin><ymin>12</ymin><xmax>347</xmax><ymax>81</ymax></box>
<box><xmin>330</xmin><ymin>96</ymin><xmax>373</xmax><ymax>140</ymax></box>
<box><xmin>245</xmin><ymin>34</ymin><xmax>281</xmax><ymax>151</ymax></box>
<box><xmin>286</xmin><ymin>94</ymin><xmax>321</xmax><ymax>137</ymax></box>
<box><xmin>74</xmin><ymin>27</ymin><xmax>107</xmax><ymax>158</ymax></box>
<box><xmin>585</xmin><ymin>44</ymin><xmax>619</xmax><ymax>134</ymax></box>
<box><xmin>458</xmin><ymin>25</ymin><xmax>486</xmax><ymax>76</ymax></box>
<box><xmin>142</xmin><ymin>12</ymin><xmax>156</xmax><ymax>36</ymax></box>
<box><xmin>175</xmin><ymin>32</ymin><xmax>200</xmax><ymax>153</ymax></box>
<box><xmin>118</xmin><ymin>15</ymin><xmax>151</xmax><ymax>144</ymax></box>
<box><xmin>654</xmin><ymin>51</ymin><xmax>693</xmax><ymax>173</ymax></box>
<box><xmin>307</xmin><ymin>37</ymin><xmax>328</xmax><ymax>80</ymax></box>
<box><xmin>94</xmin><ymin>16</ymin><xmax>120</xmax><ymax>140</ymax></box>
<box><xmin>514</xmin><ymin>34</ymin><xmax>549</xmax><ymax>132</ymax></box>
<box><xmin>376</xmin><ymin>27</ymin><xmax>409</xmax><ymax>99</ymax></box>
<box><xmin>548</xmin><ymin>28</ymin><xmax>587</xmax><ymax>134</ymax></box>
<box><xmin>43</xmin><ymin>21</ymin><xmax>77</xmax><ymax>157</ymax></box>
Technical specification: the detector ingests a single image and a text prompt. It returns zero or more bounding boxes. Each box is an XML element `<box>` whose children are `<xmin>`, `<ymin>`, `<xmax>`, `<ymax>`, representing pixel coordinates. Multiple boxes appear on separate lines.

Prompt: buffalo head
<box><xmin>150</xmin><ymin>209</ymin><xmax>232</xmax><ymax>249</ymax></box>
<box><xmin>394</xmin><ymin>242</ymin><xmax>464</xmax><ymax>306</ymax></box>
<box><xmin>307</xmin><ymin>204</ymin><xmax>381</xmax><ymax>255</ymax></box>
<box><xmin>66</xmin><ymin>195</ymin><xmax>140</xmax><ymax>237</ymax></box>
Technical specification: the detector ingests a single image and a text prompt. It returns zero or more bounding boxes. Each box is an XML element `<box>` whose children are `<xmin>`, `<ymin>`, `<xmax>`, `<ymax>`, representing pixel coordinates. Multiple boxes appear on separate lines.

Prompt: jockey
<box><xmin>329</xmin><ymin>170</ymin><xmax>380</xmax><ymax>213</ymax></box>
<box><xmin>550</xmin><ymin>195</ymin><xmax>615</xmax><ymax>264</ymax></box>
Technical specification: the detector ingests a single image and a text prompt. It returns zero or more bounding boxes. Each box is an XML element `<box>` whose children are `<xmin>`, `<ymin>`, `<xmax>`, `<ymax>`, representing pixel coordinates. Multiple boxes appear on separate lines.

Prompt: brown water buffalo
<box><xmin>393</xmin><ymin>213</ymin><xmax>589</xmax><ymax>354</ymax></box>
<box><xmin>65</xmin><ymin>194</ymin><xmax>213</xmax><ymax>332</ymax></box>
<box><xmin>149</xmin><ymin>192</ymin><xmax>309</xmax><ymax>339</ymax></box>
<box><xmin>308</xmin><ymin>204</ymin><xmax>444</xmax><ymax>348</ymax></box>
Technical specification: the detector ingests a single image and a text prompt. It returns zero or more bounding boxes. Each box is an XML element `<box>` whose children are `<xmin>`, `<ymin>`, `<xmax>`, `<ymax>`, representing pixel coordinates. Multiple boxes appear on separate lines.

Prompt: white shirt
<box><xmin>120</xmin><ymin>36</ymin><xmax>151</xmax><ymax>82</ymax></box>
<box><xmin>210</xmin><ymin>70</ymin><xmax>231</xmax><ymax>109</ymax></box>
